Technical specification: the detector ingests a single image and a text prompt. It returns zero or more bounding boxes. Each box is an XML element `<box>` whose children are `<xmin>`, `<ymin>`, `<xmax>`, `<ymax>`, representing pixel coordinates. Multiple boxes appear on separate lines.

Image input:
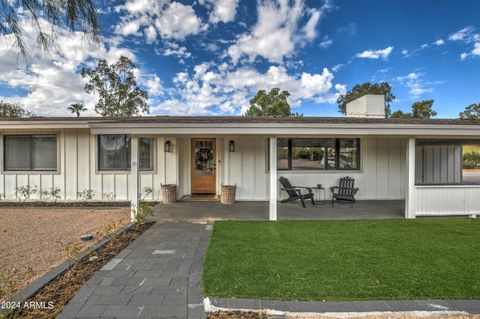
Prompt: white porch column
<box><xmin>269</xmin><ymin>137</ymin><xmax>277</xmax><ymax>221</ymax></box>
<box><xmin>405</xmin><ymin>137</ymin><xmax>416</xmax><ymax>219</ymax></box>
<box><xmin>131</xmin><ymin>136</ymin><xmax>140</xmax><ymax>222</ymax></box>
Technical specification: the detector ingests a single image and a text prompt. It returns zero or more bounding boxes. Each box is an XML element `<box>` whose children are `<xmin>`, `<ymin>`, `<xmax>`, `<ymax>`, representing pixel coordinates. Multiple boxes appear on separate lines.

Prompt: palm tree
<box><xmin>68</xmin><ymin>103</ymin><xmax>87</xmax><ymax>117</ymax></box>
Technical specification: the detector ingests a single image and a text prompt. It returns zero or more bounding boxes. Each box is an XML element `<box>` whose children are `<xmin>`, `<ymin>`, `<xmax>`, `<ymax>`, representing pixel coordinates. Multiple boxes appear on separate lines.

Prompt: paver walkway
<box><xmin>58</xmin><ymin>222</ymin><xmax>211</xmax><ymax>319</ymax></box>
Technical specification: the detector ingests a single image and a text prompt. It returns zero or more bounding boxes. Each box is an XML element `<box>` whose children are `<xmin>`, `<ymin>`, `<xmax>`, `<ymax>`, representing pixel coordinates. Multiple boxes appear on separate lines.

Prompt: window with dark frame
<box><xmin>269</xmin><ymin>138</ymin><xmax>360</xmax><ymax>171</ymax></box>
<box><xmin>4</xmin><ymin>135</ymin><xmax>57</xmax><ymax>171</ymax></box>
<box><xmin>98</xmin><ymin>135</ymin><xmax>154</xmax><ymax>171</ymax></box>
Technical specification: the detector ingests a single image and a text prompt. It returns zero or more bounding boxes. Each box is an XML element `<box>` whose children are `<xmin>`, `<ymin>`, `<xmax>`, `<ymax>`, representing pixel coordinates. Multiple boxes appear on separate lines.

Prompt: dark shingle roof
<box><xmin>0</xmin><ymin>116</ymin><xmax>479</xmax><ymax>126</ymax></box>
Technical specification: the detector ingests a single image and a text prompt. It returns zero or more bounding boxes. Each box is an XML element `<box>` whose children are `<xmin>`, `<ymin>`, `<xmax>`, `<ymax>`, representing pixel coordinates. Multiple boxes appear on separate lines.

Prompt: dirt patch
<box><xmin>2</xmin><ymin>222</ymin><xmax>153</xmax><ymax>319</ymax></box>
<box><xmin>0</xmin><ymin>207</ymin><xmax>130</xmax><ymax>294</ymax></box>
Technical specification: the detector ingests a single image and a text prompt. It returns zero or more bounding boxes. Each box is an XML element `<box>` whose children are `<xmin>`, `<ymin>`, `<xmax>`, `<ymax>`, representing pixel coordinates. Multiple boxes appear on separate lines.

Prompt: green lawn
<box><xmin>203</xmin><ymin>219</ymin><xmax>480</xmax><ymax>301</ymax></box>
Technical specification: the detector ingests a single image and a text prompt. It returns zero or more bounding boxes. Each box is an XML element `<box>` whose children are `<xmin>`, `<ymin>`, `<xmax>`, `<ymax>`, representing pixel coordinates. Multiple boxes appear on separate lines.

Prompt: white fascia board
<box><xmin>0</xmin><ymin>121</ymin><xmax>90</xmax><ymax>129</ymax></box>
<box><xmin>89</xmin><ymin>123</ymin><xmax>480</xmax><ymax>137</ymax></box>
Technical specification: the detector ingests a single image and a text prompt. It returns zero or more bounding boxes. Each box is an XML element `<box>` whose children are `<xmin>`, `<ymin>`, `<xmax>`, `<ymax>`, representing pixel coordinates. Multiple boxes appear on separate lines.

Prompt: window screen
<box><xmin>4</xmin><ymin>135</ymin><xmax>57</xmax><ymax>171</ymax></box>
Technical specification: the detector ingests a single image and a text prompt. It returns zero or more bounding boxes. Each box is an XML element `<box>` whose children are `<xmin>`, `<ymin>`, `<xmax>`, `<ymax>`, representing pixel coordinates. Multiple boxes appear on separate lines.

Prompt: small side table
<box><xmin>310</xmin><ymin>184</ymin><xmax>326</xmax><ymax>205</ymax></box>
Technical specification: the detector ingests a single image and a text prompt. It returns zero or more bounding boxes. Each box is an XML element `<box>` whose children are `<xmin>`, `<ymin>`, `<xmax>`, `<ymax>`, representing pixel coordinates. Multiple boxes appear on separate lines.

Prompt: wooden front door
<box><xmin>191</xmin><ymin>138</ymin><xmax>216</xmax><ymax>194</ymax></box>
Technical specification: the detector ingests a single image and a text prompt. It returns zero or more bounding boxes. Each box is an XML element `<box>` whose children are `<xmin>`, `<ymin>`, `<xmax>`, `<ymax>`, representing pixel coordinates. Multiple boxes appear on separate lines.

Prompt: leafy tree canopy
<box><xmin>67</xmin><ymin>103</ymin><xmax>87</xmax><ymax>117</ymax></box>
<box><xmin>1</xmin><ymin>0</ymin><xmax>99</xmax><ymax>58</ymax></box>
<box><xmin>459</xmin><ymin>103</ymin><xmax>480</xmax><ymax>119</ymax></box>
<box><xmin>244</xmin><ymin>88</ymin><xmax>301</xmax><ymax>116</ymax></box>
<box><xmin>0</xmin><ymin>101</ymin><xmax>33</xmax><ymax>117</ymax></box>
<box><xmin>336</xmin><ymin>82</ymin><xmax>395</xmax><ymax>117</ymax></box>
<box><xmin>81</xmin><ymin>56</ymin><xmax>149</xmax><ymax>117</ymax></box>
<box><xmin>391</xmin><ymin>100</ymin><xmax>437</xmax><ymax>119</ymax></box>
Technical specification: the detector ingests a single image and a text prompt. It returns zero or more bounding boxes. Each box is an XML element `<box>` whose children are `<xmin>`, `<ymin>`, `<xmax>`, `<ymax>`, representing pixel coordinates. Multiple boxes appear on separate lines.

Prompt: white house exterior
<box><xmin>0</xmin><ymin>95</ymin><xmax>479</xmax><ymax>220</ymax></box>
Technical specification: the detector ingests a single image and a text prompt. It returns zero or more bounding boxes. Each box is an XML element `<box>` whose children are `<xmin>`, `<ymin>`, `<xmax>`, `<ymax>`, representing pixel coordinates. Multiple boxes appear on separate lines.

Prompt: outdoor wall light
<box><xmin>229</xmin><ymin>140</ymin><xmax>235</xmax><ymax>152</ymax></box>
<box><xmin>164</xmin><ymin>140</ymin><xmax>171</xmax><ymax>153</ymax></box>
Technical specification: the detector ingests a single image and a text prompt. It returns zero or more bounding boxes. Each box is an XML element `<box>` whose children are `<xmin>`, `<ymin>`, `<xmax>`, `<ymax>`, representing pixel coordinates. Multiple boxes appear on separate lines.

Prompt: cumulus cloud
<box><xmin>115</xmin><ymin>0</ymin><xmax>205</xmax><ymax>42</ymax></box>
<box><xmin>449</xmin><ymin>26</ymin><xmax>476</xmax><ymax>42</ymax></box>
<box><xmin>154</xmin><ymin>62</ymin><xmax>344</xmax><ymax>115</ymax></box>
<box><xmin>206</xmin><ymin>0</ymin><xmax>239</xmax><ymax>23</ymax></box>
<box><xmin>227</xmin><ymin>0</ymin><xmax>328</xmax><ymax>64</ymax></box>
<box><xmin>434</xmin><ymin>39</ymin><xmax>445</xmax><ymax>45</ymax></box>
<box><xmin>356</xmin><ymin>46</ymin><xmax>393</xmax><ymax>60</ymax></box>
<box><xmin>460</xmin><ymin>42</ymin><xmax>480</xmax><ymax>60</ymax></box>
<box><xmin>0</xmin><ymin>17</ymin><xmax>159</xmax><ymax>116</ymax></box>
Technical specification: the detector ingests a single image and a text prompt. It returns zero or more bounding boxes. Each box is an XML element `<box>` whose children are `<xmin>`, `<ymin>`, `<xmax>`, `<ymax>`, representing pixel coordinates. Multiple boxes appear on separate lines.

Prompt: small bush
<box><xmin>42</xmin><ymin>187</ymin><xmax>61</xmax><ymax>202</ymax></box>
<box><xmin>16</xmin><ymin>185</ymin><xmax>37</xmax><ymax>201</ymax></box>
<box><xmin>77</xmin><ymin>189</ymin><xmax>94</xmax><ymax>201</ymax></box>
<box><xmin>103</xmin><ymin>192</ymin><xmax>116</xmax><ymax>201</ymax></box>
<box><xmin>463</xmin><ymin>151</ymin><xmax>480</xmax><ymax>169</ymax></box>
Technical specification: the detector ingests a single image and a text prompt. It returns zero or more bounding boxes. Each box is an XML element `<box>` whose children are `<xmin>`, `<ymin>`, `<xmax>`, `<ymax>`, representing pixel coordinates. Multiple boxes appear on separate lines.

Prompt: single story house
<box><xmin>0</xmin><ymin>95</ymin><xmax>479</xmax><ymax>221</ymax></box>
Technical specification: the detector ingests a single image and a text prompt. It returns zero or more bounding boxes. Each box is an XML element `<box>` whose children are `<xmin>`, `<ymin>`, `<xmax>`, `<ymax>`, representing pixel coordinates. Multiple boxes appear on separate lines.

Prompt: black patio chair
<box><xmin>279</xmin><ymin>176</ymin><xmax>315</xmax><ymax>208</ymax></box>
<box><xmin>330</xmin><ymin>176</ymin><xmax>359</xmax><ymax>207</ymax></box>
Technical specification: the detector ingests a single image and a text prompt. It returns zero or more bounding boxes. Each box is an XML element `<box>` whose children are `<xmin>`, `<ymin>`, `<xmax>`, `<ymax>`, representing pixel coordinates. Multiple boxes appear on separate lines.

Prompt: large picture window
<box><xmin>272</xmin><ymin>138</ymin><xmax>360</xmax><ymax>171</ymax></box>
<box><xmin>98</xmin><ymin>135</ymin><xmax>154</xmax><ymax>171</ymax></box>
<box><xmin>4</xmin><ymin>135</ymin><xmax>57</xmax><ymax>171</ymax></box>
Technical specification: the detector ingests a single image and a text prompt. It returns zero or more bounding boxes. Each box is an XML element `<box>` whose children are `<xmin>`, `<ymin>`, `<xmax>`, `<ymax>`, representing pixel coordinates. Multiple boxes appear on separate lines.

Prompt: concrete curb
<box><xmin>1</xmin><ymin>222</ymin><xmax>136</xmax><ymax>315</ymax></box>
<box><xmin>205</xmin><ymin>297</ymin><xmax>480</xmax><ymax>316</ymax></box>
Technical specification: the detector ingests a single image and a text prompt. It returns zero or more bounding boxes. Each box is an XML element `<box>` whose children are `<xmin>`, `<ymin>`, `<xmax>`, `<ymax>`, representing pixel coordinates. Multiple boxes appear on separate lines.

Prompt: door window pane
<box><xmin>194</xmin><ymin>141</ymin><xmax>213</xmax><ymax>175</ymax></box>
<box><xmin>4</xmin><ymin>136</ymin><xmax>30</xmax><ymax>170</ymax></box>
<box><xmin>339</xmin><ymin>139</ymin><xmax>359</xmax><ymax>169</ymax></box>
<box><xmin>32</xmin><ymin>136</ymin><xmax>57</xmax><ymax>170</ymax></box>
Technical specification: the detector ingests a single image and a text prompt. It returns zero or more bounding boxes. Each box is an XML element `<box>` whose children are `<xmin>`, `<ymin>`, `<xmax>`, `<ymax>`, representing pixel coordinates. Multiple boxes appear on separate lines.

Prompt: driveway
<box><xmin>58</xmin><ymin>222</ymin><xmax>211</xmax><ymax>319</ymax></box>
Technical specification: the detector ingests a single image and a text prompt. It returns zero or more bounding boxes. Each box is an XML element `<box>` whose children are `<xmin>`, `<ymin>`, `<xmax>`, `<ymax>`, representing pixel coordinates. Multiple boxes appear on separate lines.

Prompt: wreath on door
<box><xmin>195</xmin><ymin>146</ymin><xmax>213</xmax><ymax>171</ymax></box>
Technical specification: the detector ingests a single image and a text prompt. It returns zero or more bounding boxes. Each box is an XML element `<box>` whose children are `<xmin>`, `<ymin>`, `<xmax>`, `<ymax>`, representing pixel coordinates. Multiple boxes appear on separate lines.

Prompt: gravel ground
<box><xmin>0</xmin><ymin>207</ymin><xmax>130</xmax><ymax>296</ymax></box>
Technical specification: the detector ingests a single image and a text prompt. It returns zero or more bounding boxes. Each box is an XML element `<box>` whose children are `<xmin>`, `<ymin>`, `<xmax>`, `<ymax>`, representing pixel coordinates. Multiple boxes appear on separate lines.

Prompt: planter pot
<box><xmin>221</xmin><ymin>184</ymin><xmax>236</xmax><ymax>205</ymax></box>
<box><xmin>161</xmin><ymin>184</ymin><xmax>177</xmax><ymax>203</ymax></box>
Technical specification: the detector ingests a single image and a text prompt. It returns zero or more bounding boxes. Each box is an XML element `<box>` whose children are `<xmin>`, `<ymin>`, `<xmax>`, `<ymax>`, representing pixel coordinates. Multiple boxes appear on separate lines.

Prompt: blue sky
<box><xmin>0</xmin><ymin>0</ymin><xmax>479</xmax><ymax>117</ymax></box>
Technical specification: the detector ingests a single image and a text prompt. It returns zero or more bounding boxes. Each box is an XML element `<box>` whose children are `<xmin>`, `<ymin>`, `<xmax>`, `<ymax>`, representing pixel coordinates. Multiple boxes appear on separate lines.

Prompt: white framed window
<box><xmin>98</xmin><ymin>135</ymin><xmax>154</xmax><ymax>171</ymax></box>
<box><xmin>4</xmin><ymin>134</ymin><xmax>57</xmax><ymax>171</ymax></box>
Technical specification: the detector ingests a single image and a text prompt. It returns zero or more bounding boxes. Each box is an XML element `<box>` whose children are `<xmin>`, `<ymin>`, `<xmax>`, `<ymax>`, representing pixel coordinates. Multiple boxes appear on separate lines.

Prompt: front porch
<box><xmin>152</xmin><ymin>200</ymin><xmax>404</xmax><ymax>222</ymax></box>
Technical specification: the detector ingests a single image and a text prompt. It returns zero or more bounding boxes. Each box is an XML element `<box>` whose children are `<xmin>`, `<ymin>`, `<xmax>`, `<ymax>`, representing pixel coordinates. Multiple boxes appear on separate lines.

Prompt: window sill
<box><xmin>2</xmin><ymin>170</ymin><xmax>60</xmax><ymax>175</ymax></box>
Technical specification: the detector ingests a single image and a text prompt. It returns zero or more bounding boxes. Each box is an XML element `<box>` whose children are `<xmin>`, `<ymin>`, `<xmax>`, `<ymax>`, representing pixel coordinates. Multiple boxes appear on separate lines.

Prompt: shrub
<box><xmin>77</xmin><ymin>189</ymin><xmax>94</xmax><ymax>201</ymax></box>
<box><xmin>103</xmin><ymin>192</ymin><xmax>116</xmax><ymax>201</ymax></box>
<box><xmin>463</xmin><ymin>151</ymin><xmax>480</xmax><ymax>169</ymax></box>
<box><xmin>16</xmin><ymin>185</ymin><xmax>37</xmax><ymax>201</ymax></box>
<box><xmin>42</xmin><ymin>187</ymin><xmax>61</xmax><ymax>202</ymax></box>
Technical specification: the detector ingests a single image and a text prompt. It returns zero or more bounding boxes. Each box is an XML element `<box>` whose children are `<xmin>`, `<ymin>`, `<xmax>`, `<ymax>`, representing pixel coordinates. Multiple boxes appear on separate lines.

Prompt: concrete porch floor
<box><xmin>152</xmin><ymin>200</ymin><xmax>405</xmax><ymax>222</ymax></box>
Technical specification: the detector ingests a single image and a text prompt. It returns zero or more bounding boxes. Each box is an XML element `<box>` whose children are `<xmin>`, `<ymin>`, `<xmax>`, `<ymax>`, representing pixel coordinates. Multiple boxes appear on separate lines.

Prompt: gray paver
<box><xmin>58</xmin><ymin>222</ymin><xmax>208</xmax><ymax>319</ymax></box>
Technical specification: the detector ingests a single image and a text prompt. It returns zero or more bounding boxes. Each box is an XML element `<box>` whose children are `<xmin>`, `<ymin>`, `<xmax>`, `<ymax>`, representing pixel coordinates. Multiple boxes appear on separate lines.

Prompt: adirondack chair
<box><xmin>330</xmin><ymin>176</ymin><xmax>359</xmax><ymax>207</ymax></box>
<box><xmin>279</xmin><ymin>176</ymin><xmax>315</xmax><ymax>208</ymax></box>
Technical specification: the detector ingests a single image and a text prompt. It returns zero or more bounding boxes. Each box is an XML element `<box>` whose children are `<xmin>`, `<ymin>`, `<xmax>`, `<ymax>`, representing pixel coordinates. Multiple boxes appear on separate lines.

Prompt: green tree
<box><xmin>67</xmin><ymin>103</ymin><xmax>87</xmax><ymax>117</ymax></box>
<box><xmin>411</xmin><ymin>100</ymin><xmax>437</xmax><ymax>119</ymax></box>
<box><xmin>392</xmin><ymin>100</ymin><xmax>437</xmax><ymax>119</ymax></box>
<box><xmin>0</xmin><ymin>101</ymin><xmax>33</xmax><ymax>117</ymax></box>
<box><xmin>391</xmin><ymin>110</ymin><xmax>412</xmax><ymax>119</ymax></box>
<box><xmin>1</xmin><ymin>0</ymin><xmax>99</xmax><ymax>58</ymax></box>
<box><xmin>244</xmin><ymin>88</ymin><xmax>301</xmax><ymax>116</ymax></box>
<box><xmin>459</xmin><ymin>103</ymin><xmax>480</xmax><ymax>119</ymax></box>
<box><xmin>336</xmin><ymin>82</ymin><xmax>395</xmax><ymax>117</ymax></box>
<box><xmin>81</xmin><ymin>56</ymin><xmax>149</xmax><ymax>117</ymax></box>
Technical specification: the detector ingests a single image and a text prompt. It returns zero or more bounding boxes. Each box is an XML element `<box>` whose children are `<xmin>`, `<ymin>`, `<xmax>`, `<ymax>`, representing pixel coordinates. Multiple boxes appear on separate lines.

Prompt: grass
<box><xmin>203</xmin><ymin>219</ymin><xmax>480</xmax><ymax>301</ymax></box>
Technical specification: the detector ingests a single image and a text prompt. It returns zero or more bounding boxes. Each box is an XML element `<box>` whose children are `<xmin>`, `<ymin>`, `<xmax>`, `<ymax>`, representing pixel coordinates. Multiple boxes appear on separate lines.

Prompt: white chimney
<box><xmin>346</xmin><ymin>94</ymin><xmax>385</xmax><ymax>118</ymax></box>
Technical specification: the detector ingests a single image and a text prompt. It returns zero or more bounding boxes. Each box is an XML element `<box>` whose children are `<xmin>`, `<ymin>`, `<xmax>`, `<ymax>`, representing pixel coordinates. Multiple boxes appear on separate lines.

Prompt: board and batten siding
<box><xmin>217</xmin><ymin>137</ymin><xmax>407</xmax><ymax>201</ymax></box>
<box><xmin>414</xmin><ymin>186</ymin><xmax>480</xmax><ymax>216</ymax></box>
<box><xmin>0</xmin><ymin>129</ymin><xmax>177</xmax><ymax>201</ymax></box>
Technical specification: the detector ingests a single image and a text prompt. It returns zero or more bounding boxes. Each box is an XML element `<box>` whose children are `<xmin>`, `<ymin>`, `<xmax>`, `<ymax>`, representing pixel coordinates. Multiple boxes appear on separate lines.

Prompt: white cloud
<box><xmin>207</xmin><ymin>0</ymin><xmax>239</xmax><ymax>24</ymax></box>
<box><xmin>0</xmin><ymin>17</ymin><xmax>159</xmax><ymax>116</ymax></box>
<box><xmin>319</xmin><ymin>38</ymin><xmax>333</xmax><ymax>49</ymax></box>
<box><xmin>227</xmin><ymin>0</ymin><xmax>328</xmax><ymax>64</ymax></box>
<box><xmin>356</xmin><ymin>46</ymin><xmax>393</xmax><ymax>60</ymax></box>
<box><xmin>449</xmin><ymin>26</ymin><xmax>476</xmax><ymax>42</ymax></box>
<box><xmin>435</xmin><ymin>39</ymin><xmax>445</xmax><ymax>45</ymax></box>
<box><xmin>160</xmin><ymin>42</ymin><xmax>192</xmax><ymax>59</ymax></box>
<box><xmin>115</xmin><ymin>0</ymin><xmax>205</xmax><ymax>42</ymax></box>
<box><xmin>461</xmin><ymin>42</ymin><xmax>480</xmax><ymax>60</ymax></box>
<box><xmin>155</xmin><ymin>62</ymin><xmax>344</xmax><ymax>115</ymax></box>
<box><xmin>397</xmin><ymin>72</ymin><xmax>433</xmax><ymax>97</ymax></box>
